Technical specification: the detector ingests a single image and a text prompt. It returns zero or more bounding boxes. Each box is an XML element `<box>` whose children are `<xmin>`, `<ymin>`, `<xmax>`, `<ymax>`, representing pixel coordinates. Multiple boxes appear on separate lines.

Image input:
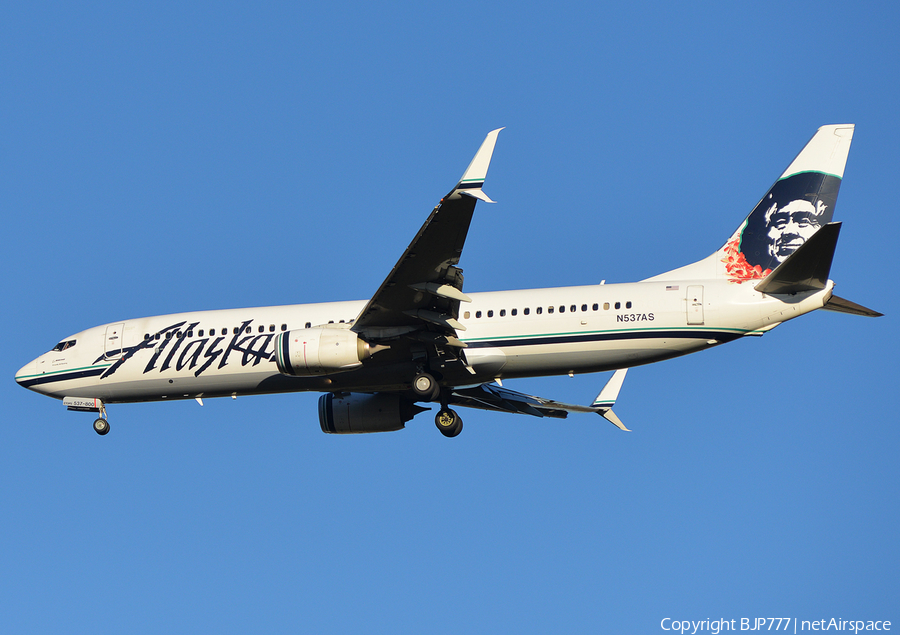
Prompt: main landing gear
<box><xmin>411</xmin><ymin>372</ymin><xmax>462</xmax><ymax>437</ymax></box>
<box><xmin>412</xmin><ymin>372</ymin><xmax>440</xmax><ymax>401</ymax></box>
<box><xmin>435</xmin><ymin>408</ymin><xmax>462</xmax><ymax>438</ymax></box>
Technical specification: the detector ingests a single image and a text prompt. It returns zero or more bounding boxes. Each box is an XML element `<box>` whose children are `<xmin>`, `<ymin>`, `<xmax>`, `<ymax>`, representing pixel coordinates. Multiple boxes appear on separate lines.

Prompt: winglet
<box><xmin>601</xmin><ymin>409</ymin><xmax>630</xmax><ymax>432</ymax></box>
<box><xmin>592</xmin><ymin>369</ymin><xmax>630</xmax><ymax>431</ymax></box>
<box><xmin>453</xmin><ymin>128</ymin><xmax>503</xmax><ymax>203</ymax></box>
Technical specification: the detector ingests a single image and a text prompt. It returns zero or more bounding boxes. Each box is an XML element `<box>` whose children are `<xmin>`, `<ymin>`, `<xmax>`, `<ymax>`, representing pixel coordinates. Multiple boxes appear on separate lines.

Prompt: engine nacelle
<box><xmin>318</xmin><ymin>393</ymin><xmax>425</xmax><ymax>434</ymax></box>
<box><xmin>275</xmin><ymin>328</ymin><xmax>372</xmax><ymax>376</ymax></box>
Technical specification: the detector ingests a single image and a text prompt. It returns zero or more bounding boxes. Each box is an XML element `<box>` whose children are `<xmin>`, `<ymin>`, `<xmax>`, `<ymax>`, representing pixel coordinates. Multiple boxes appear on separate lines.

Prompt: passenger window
<box><xmin>537</xmin><ymin>307</ymin><xmax>542</xmax><ymax>315</ymax></box>
<box><xmin>258</xmin><ymin>325</ymin><xmax>265</xmax><ymax>333</ymax></box>
<box><xmin>305</xmin><ymin>323</ymin><xmax>311</xmax><ymax>329</ymax></box>
<box><xmin>499</xmin><ymin>309</ymin><xmax>506</xmax><ymax>317</ymax></box>
<box><xmin>615</xmin><ymin>302</ymin><xmax>621</xmax><ymax>309</ymax></box>
<box><xmin>464</xmin><ymin>311</ymin><xmax>470</xmax><ymax>319</ymax></box>
<box><xmin>281</xmin><ymin>324</ymin><xmax>288</xmax><ymax>331</ymax></box>
<box><xmin>187</xmin><ymin>330</ymin><xmax>193</xmax><ymax>338</ymax></box>
<box><xmin>626</xmin><ymin>301</ymin><xmax>632</xmax><ymax>309</ymax></box>
<box><xmin>524</xmin><ymin>308</ymin><xmax>530</xmax><ymax>315</ymax></box>
<box><xmin>476</xmin><ymin>311</ymin><xmax>482</xmax><ymax>318</ymax></box>
<box><xmin>511</xmin><ymin>309</ymin><xmax>517</xmax><ymax>316</ymax></box>
<box><xmin>548</xmin><ymin>306</ymin><xmax>554</xmax><ymax>314</ymax></box>
<box><xmin>592</xmin><ymin>303</ymin><xmax>599</xmax><ymax>311</ymax></box>
<box><xmin>198</xmin><ymin>330</ymin><xmax>204</xmax><ymax>337</ymax></box>
<box><xmin>603</xmin><ymin>303</ymin><xmax>610</xmax><ymax>310</ymax></box>
<box><xmin>487</xmin><ymin>310</ymin><xmax>494</xmax><ymax>318</ymax></box>
<box><xmin>581</xmin><ymin>304</ymin><xmax>587</xmax><ymax>312</ymax></box>
<box><xmin>210</xmin><ymin>329</ymin><xmax>216</xmax><ymax>336</ymax></box>
<box><xmin>269</xmin><ymin>324</ymin><xmax>275</xmax><ymax>332</ymax></box>
<box><xmin>559</xmin><ymin>306</ymin><xmax>565</xmax><ymax>313</ymax></box>
<box><xmin>144</xmin><ymin>334</ymin><xmax>150</xmax><ymax>341</ymax></box>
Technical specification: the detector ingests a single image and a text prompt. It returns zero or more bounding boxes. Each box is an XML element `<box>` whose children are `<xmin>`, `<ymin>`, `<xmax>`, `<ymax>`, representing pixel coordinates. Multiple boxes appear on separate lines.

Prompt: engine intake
<box><xmin>318</xmin><ymin>393</ymin><xmax>427</xmax><ymax>434</ymax></box>
<box><xmin>275</xmin><ymin>328</ymin><xmax>372</xmax><ymax>376</ymax></box>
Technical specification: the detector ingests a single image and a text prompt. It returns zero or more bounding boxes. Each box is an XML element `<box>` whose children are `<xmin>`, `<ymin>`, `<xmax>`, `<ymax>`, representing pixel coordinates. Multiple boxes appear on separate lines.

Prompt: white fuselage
<box><xmin>16</xmin><ymin>278</ymin><xmax>833</xmax><ymax>404</ymax></box>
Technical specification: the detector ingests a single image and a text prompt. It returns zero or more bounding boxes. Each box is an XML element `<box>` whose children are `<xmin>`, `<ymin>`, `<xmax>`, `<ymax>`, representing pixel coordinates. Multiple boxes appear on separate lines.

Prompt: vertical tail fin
<box><xmin>646</xmin><ymin>125</ymin><xmax>854</xmax><ymax>283</ymax></box>
<box><xmin>720</xmin><ymin>124</ymin><xmax>854</xmax><ymax>283</ymax></box>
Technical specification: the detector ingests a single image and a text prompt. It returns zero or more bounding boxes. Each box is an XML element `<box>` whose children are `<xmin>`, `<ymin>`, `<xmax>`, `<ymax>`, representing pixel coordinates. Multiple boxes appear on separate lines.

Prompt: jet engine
<box><xmin>318</xmin><ymin>393</ymin><xmax>427</xmax><ymax>434</ymax></box>
<box><xmin>274</xmin><ymin>328</ymin><xmax>374</xmax><ymax>376</ymax></box>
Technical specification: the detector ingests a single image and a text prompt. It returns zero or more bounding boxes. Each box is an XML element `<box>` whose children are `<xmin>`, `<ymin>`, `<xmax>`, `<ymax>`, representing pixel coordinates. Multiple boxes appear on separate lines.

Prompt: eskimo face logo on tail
<box><xmin>722</xmin><ymin>171</ymin><xmax>841</xmax><ymax>282</ymax></box>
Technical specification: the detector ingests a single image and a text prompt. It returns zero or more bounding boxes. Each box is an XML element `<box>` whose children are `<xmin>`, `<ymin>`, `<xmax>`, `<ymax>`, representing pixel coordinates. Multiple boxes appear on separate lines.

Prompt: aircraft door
<box><xmin>686</xmin><ymin>285</ymin><xmax>704</xmax><ymax>325</ymax></box>
<box><xmin>104</xmin><ymin>323</ymin><xmax>125</xmax><ymax>359</ymax></box>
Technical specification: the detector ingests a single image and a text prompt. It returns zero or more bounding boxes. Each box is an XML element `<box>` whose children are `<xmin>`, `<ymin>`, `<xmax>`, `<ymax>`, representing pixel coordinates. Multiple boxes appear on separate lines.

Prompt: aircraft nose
<box><xmin>15</xmin><ymin>360</ymin><xmax>37</xmax><ymax>389</ymax></box>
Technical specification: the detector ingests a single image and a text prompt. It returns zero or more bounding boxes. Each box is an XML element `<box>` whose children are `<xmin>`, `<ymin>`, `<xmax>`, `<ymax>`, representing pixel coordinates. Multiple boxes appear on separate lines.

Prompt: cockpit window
<box><xmin>52</xmin><ymin>340</ymin><xmax>76</xmax><ymax>352</ymax></box>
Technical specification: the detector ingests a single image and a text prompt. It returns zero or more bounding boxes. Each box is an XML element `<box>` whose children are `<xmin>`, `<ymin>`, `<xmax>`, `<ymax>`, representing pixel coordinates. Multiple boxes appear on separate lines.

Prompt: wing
<box><xmin>351</xmin><ymin>129</ymin><xmax>503</xmax><ymax>354</ymax></box>
<box><xmin>447</xmin><ymin>369</ymin><xmax>631</xmax><ymax>431</ymax></box>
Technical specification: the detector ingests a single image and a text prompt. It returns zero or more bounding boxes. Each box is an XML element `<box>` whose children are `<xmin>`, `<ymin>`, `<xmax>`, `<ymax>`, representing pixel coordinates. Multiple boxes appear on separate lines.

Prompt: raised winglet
<box><xmin>592</xmin><ymin>369</ymin><xmax>630</xmax><ymax>431</ymax></box>
<box><xmin>452</xmin><ymin>127</ymin><xmax>504</xmax><ymax>203</ymax></box>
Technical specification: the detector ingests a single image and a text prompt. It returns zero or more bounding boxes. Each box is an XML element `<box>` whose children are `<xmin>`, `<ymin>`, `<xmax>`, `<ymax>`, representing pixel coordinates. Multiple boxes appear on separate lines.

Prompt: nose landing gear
<box><xmin>93</xmin><ymin>417</ymin><xmax>110</xmax><ymax>436</ymax></box>
<box><xmin>62</xmin><ymin>397</ymin><xmax>112</xmax><ymax>436</ymax></box>
<box><xmin>92</xmin><ymin>401</ymin><xmax>109</xmax><ymax>436</ymax></box>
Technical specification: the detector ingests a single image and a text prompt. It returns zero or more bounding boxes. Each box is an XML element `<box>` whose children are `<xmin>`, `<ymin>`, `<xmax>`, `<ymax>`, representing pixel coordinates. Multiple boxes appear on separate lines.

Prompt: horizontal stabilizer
<box><xmin>755</xmin><ymin>222</ymin><xmax>841</xmax><ymax>295</ymax></box>
<box><xmin>823</xmin><ymin>294</ymin><xmax>883</xmax><ymax>317</ymax></box>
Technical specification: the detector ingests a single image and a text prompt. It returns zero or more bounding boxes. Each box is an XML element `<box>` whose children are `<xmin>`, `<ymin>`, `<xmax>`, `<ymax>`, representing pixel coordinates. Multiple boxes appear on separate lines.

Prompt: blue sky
<box><xmin>3</xmin><ymin>2</ymin><xmax>898</xmax><ymax>633</ymax></box>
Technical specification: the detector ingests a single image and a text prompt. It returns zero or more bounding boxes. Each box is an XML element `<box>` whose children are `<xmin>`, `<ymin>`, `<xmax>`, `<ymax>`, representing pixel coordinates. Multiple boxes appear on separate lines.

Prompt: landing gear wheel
<box><xmin>412</xmin><ymin>372</ymin><xmax>440</xmax><ymax>401</ymax></box>
<box><xmin>435</xmin><ymin>409</ymin><xmax>463</xmax><ymax>438</ymax></box>
<box><xmin>93</xmin><ymin>418</ymin><xmax>110</xmax><ymax>436</ymax></box>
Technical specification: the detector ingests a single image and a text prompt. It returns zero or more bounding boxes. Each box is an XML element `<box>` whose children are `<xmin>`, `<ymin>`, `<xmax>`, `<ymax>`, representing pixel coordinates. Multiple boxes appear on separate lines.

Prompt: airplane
<box><xmin>15</xmin><ymin>125</ymin><xmax>881</xmax><ymax>437</ymax></box>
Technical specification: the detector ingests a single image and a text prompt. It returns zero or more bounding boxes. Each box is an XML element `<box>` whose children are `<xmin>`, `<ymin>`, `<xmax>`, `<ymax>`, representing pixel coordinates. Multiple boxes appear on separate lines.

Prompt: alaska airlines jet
<box><xmin>15</xmin><ymin>126</ymin><xmax>881</xmax><ymax>437</ymax></box>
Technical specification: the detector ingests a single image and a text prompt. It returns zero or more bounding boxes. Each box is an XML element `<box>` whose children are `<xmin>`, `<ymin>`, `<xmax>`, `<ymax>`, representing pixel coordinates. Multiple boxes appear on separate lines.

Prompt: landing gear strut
<box><xmin>93</xmin><ymin>403</ymin><xmax>110</xmax><ymax>436</ymax></box>
<box><xmin>435</xmin><ymin>408</ymin><xmax>463</xmax><ymax>438</ymax></box>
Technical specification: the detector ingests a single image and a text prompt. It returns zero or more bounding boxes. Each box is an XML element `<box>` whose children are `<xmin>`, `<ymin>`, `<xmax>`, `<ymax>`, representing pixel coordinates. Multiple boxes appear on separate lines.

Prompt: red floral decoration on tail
<box><xmin>722</xmin><ymin>237</ymin><xmax>771</xmax><ymax>283</ymax></box>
